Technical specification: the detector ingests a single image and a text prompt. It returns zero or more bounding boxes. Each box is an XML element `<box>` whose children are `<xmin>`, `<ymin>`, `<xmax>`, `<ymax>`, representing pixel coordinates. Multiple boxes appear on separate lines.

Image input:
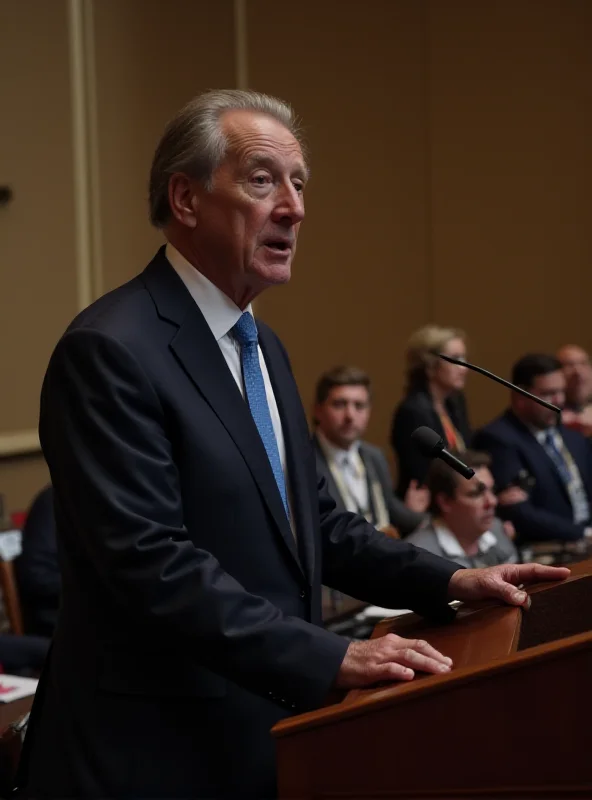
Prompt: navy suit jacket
<box><xmin>19</xmin><ymin>248</ymin><xmax>457</xmax><ymax>799</ymax></box>
<box><xmin>473</xmin><ymin>410</ymin><xmax>592</xmax><ymax>543</ymax></box>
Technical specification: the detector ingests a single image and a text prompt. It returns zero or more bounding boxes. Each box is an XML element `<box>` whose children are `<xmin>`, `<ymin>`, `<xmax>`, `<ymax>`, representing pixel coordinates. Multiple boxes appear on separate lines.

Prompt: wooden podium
<box><xmin>273</xmin><ymin>559</ymin><xmax>592</xmax><ymax>799</ymax></box>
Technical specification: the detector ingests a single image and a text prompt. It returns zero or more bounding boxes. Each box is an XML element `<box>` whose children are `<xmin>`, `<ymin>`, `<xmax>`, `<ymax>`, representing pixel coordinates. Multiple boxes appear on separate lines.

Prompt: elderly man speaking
<box><xmin>18</xmin><ymin>90</ymin><xmax>567</xmax><ymax>799</ymax></box>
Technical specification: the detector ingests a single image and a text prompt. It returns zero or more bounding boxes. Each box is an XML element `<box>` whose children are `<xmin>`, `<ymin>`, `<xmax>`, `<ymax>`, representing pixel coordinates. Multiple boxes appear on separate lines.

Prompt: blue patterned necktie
<box><xmin>232</xmin><ymin>312</ymin><xmax>289</xmax><ymax>518</ymax></box>
<box><xmin>543</xmin><ymin>430</ymin><xmax>572</xmax><ymax>485</ymax></box>
<box><xmin>542</xmin><ymin>429</ymin><xmax>590</xmax><ymax>523</ymax></box>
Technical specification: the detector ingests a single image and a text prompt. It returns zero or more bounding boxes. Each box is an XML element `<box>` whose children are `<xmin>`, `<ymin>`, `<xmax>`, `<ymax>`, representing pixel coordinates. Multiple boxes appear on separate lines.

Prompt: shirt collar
<box><xmin>165</xmin><ymin>242</ymin><xmax>253</xmax><ymax>341</ymax></box>
<box><xmin>434</xmin><ymin>522</ymin><xmax>497</xmax><ymax>558</ymax></box>
<box><xmin>533</xmin><ymin>426</ymin><xmax>556</xmax><ymax>445</ymax></box>
<box><xmin>316</xmin><ymin>429</ymin><xmax>360</xmax><ymax>465</ymax></box>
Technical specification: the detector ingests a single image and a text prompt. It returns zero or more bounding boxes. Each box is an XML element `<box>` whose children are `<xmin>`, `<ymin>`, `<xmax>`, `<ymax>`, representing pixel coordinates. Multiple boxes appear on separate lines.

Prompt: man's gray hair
<box><xmin>148</xmin><ymin>89</ymin><xmax>304</xmax><ymax>228</ymax></box>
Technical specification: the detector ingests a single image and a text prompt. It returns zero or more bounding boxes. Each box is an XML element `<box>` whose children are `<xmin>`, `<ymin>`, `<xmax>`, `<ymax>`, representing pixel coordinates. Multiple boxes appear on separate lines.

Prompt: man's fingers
<box><xmin>412</xmin><ymin>638</ymin><xmax>453</xmax><ymax>667</ymax></box>
<box><xmin>517</xmin><ymin>564</ymin><xmax>570</xmax><ymax>583</ymax></box>
<box><xmin>384</xmin><ymin>635</ymin><xmax>452</xmax><ymax>667</ymax></box>
<box><xmin>391</xmin><ymin>648</ymin><xmax>452</xmax><ymax>675</ymax></box>
<box><xmin>373</xmin><ymin>662</ymin><xmax>415</xmax><ymax>682</ymax></box>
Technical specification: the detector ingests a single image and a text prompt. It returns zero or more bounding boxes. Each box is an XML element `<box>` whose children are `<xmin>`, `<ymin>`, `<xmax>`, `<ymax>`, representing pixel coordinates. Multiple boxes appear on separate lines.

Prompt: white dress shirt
<box><xmin>434</xmin><ymin>524</ymin><xmax>499</xmax><ymax>560</ymax></box>
<box><xmin>165</xmin><ymin>242</ymin><xmax>294</xmax><ymax>527</ymax></box>
<box><xmin>316</xmin><ymin>430</ymin><xmax>369</xmax><ymax>514</ymax></box>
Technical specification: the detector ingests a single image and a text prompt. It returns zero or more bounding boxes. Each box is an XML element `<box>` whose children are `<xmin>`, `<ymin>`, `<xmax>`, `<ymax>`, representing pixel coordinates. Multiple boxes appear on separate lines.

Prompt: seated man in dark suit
<box><xmin>14</xmin><ymin>485</ymin><xmax>60</xmax><ymax>637</ymax></box>
<box><xmin>407</xmin><ymin>450</ymin><xmax>518</xmax><ymax>568</ymax></box>
<box><xmin>313</xmin><ymin>366</ymin><xmax>429</xmax><ymax>537</ymax></box>
<box><xmin>0</xmin><ymin>634</ymin><xmax>49</xmax><ymax>677</ymax></box>
<box><xmin>473</xmin><ymin>354</ymin><xmax>592</xmax><ymax>544</ymax></box>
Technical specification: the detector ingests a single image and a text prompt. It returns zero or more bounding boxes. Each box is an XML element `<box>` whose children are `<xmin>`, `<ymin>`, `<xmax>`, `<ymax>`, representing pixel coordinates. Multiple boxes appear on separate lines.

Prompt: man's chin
<box><xmin>252</xmin><ymin>258</ymin><xmax>293</xmax><ymax>286</ymax></box>
<box><xmin>337</xmin><ymin>433</ymin><xmax>359</xmax><ymax>448</ymax></box>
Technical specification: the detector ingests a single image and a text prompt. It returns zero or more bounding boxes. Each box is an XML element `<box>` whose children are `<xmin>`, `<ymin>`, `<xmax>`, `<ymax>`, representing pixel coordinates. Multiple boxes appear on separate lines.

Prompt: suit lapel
<box><xmin>259</xmin><ymin>327</ymin><xmax>315</xmax><ymax>586</ymax></box>
<box><xmin>141</xmin><ymin>252</ymin><xmax>304</xmax><ymax>576</ymax></box>
<box><xmin>508</xmin><ymin>413</ymin><xmax>573</xmax><ymax>499</ymax></box>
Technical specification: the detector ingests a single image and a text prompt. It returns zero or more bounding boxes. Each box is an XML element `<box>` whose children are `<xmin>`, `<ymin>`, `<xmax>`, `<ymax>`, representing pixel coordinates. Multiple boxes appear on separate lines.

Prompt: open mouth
<box><xmin>263</xmin><ymin>240</ymin><xmax>291</xmax><ymax>252</ymax></box>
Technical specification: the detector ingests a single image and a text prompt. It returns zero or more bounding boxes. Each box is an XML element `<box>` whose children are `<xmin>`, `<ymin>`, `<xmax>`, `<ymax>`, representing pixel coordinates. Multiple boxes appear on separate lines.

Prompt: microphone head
<box><xmin>411</xmin><ymin>426</ymin><xmax>445</xmax><ymax>457</ymax></box>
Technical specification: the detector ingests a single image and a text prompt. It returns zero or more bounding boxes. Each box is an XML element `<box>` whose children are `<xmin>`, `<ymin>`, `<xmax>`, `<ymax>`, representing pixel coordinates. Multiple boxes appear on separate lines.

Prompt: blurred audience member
<box><xmin>0</xmin><ymin>633</ymin><xmax>49</xmax><ymax>677</ymax></box>
<box><xmin>15</xmin><ymin>485</ymin><xmax>60</xmax><ymax>637</ymax></box>
<box><xmin>313</xmin><ymin>366</ymin><xmax>428</xmax><ymax>536</ymax></box>
<box><xmin>390</xmin><ymin>325</ymin><xmax>471</xmax><ymax>497</ymax></box>
<box><xmin>474</xmin><ymin>354</ymin><xmax>592</xmax><ymax>543</ymax></box>
<box><xmin>557</xmin><ymin>344</ymin><xmax>592</xmax><ymax>436</ymax></box>
<box><xmin>407</xmin><ymin>451</ymin><xmax>518</xmax><ymax>568</ymax></box>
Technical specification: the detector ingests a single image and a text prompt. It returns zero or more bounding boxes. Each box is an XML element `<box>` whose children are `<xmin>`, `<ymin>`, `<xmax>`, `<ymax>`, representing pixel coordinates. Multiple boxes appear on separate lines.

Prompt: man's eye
<box><xmin>251</xmin><ymin>174</ymin><xmax>271</xmax><ymax>186</ymax></box>
<box><xmin>293</xmin><ymin>181</ymin><xmax>304</xmax><ymax>193</ymax></box>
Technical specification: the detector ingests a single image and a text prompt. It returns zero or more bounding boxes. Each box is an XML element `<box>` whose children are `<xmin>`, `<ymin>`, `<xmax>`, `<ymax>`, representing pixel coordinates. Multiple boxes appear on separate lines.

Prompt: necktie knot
<box><xmin>232</xmin><ymin>312</ymin><xmax>258</xmax><ymax>346</ymax></box>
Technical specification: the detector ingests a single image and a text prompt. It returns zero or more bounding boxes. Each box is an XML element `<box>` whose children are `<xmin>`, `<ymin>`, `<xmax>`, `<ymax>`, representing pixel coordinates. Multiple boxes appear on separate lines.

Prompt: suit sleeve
<box><xmin>473</xmin><ymin>431</ymin><xmax>585</xmax><ymax>542</ymax></box>
<box><xmin>317</xmin><ymin>475</ymin><xmax>459</xmax><ymax>622</ymax></box>
<box><xmin>40</xmin><ymin>328</ymin><xmax>347</xmax><ymax>712</ymax></box>
<box><xmin>262</xmin><ymin>335</ymin><xmax>460</xmax><ymax>622</ymax></box>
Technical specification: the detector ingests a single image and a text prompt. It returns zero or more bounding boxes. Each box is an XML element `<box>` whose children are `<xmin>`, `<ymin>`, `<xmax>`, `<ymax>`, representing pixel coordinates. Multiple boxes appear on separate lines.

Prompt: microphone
<box><xmin>437</xmin><ymin>353</ymin><xmax>561</xmax><ymax>415</ymax></box>
<box><xmin>411</xmin><ymin>426</ymin><xmax>475</xmax><ymax>480</ymax></box>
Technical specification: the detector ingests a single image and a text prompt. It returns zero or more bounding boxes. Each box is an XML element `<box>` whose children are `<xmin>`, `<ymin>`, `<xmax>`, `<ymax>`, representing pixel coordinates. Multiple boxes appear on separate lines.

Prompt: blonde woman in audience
<box><xmin>390</xmin><ymin>325</ymin><xmax>471</xmax><ymax>500</ymax></box>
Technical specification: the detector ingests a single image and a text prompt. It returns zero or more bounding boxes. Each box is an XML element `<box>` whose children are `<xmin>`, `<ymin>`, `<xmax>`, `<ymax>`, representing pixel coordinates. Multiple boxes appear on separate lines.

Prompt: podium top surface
<box><xmin>273</xmin><ymin>559</ymin><xmax>592</xmax><ymax>739</ymax></box>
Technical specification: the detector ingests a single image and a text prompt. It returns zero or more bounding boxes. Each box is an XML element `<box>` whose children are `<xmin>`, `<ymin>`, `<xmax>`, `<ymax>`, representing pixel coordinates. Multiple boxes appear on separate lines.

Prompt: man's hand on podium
<box><xmin>335</xmin><ymin>634</ymin><xmax>452</xmax><ymax>688</ymax></box>
<box><xmin>448</xmin><ymin>563</ymin><xmax>571</xmax><ymax>608</ymax></box>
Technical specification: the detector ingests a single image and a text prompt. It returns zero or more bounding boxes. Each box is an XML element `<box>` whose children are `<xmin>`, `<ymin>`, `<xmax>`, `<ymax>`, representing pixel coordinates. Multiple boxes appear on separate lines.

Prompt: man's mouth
<box><xmin>262</xmin><ymin>239</ymin><xmax>292</xmax><ymax>252</ymax></box>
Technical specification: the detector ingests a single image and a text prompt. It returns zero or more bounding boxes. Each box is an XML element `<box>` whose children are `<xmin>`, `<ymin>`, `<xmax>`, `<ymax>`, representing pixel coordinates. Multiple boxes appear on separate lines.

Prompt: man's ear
<box><xmin>436</xmin><ymin>492</ymin><xmax>453</xmax><ymax>516</ymax></box>
<box><xmin>168</xmin><ymin>173</ymin><xmax>199</xmax><ymax>228</ymax></box>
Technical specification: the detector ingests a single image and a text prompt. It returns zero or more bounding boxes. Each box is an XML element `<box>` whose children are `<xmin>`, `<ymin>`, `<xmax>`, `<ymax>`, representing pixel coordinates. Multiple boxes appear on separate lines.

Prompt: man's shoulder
<box><xmin>561</xmin><ymin>424</ymin><xmax>588</xmax><ymax>447</ymax></box>
<box><xmin>406</xmin><ymin>523</ymin><xmax>439</xmax><ymax>551</ymax></box>
<box><xmin>61</xmin><ymin>249</ymin><xmax>177</xmax><ymax>350</ymax></box>
<box><xmin>490</xmin><ymin>518</ymin><xmax>519</xmax><ymax>559</ymax></box>
<box><xmin>311</xmin><ymin>433</ymin><xmax>326</xmax><ymax>462</ymax></box>
<box><xmin>475</xmin><ymin>411</ymin><xmax>521</xmax><ymax>443</ymax></box>
<box><xmin>68</xmin><ymin>277</ymin><xmax>147</xmax><ymax>336</ymax></box>
<box><xmin>359</xmin><ymin>441</ymin><xmax>387</xmax><ymax>464</ymax></box>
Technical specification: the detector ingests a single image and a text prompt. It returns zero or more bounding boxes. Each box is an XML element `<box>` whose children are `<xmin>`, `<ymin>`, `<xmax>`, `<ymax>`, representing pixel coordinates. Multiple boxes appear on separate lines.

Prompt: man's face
<box><xmin>188</xmin><ymin>110</ymin><xmax>307</xmax><ymax>306</ymax></box>
<box><xmin>557</xmin><ymin>345</ymin><xmax>592</xmax><ymax>407</ymax></box>
<box><xmin>513</xmin><ymin>370</ymin><xmax>566</xmax><ymax>429</ymax></box>
<box><xmin>437</xmin><ymin>466</ymin><xmax>497</xmax><ymax>540</ymax></box>
<box><xmin>315</xmin><ymin>385</ymin><xmax>371</xmax><ymax>449</ymax></box>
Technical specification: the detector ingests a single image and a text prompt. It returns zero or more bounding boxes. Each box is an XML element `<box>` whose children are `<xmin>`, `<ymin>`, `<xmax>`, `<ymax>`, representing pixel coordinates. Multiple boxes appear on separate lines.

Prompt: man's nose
<box><xmin>272</xmin><ymin>182</ymin><xmax>305</xmax><ymax>225</ymax></box>
<box><xmin>485</xmin><ymin>491</ymin><xmax>497</xmax><ymax>509</ymax></box>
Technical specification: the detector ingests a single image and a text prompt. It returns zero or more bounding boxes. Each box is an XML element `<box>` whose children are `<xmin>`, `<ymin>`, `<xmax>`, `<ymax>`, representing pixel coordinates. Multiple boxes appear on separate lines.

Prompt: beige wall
<box><xmin>429</xmin><ymin>0</ymin><xmax>592</xmax><ymax>426</ymax></box>
<box><xmin>0</xmin><ymin>0</ymin><xmax>77</xmax><ymax>511</ymax></box>
<box><xmin>2</xmin><ymin>0</ymin><xmax>592</xmax><ymax>512</ymax></box>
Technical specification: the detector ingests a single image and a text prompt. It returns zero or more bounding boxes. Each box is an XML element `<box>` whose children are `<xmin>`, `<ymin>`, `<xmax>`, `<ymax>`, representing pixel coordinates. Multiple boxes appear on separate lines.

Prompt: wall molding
<box><xmin>0</xmin><ymin>431</ymin><xmax>41</xmax><ymax>459</ymax></box>
<box><xmin>3</xmin><ymin>1</ymin><xmax>102</xmax><ymax>460</ymax></box>
<box><xmin>234</xmin><ymin>0</ymin><xmax>249</xmax><ymax>89</ymax></box>
<box><xmin>68</xmin><ymin>0</ymin><xmax>102</xmax><ymax>310</ymax></box>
